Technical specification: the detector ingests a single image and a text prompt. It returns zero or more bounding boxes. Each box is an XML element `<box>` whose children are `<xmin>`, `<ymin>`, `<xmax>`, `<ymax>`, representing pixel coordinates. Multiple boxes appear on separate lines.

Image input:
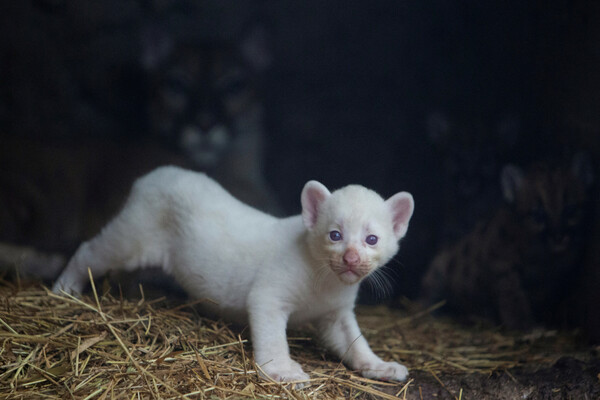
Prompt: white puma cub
<box><xmin>53</xmin><ymin>166</ymin><xmax>414</xmax><ymax>383</ymax></box>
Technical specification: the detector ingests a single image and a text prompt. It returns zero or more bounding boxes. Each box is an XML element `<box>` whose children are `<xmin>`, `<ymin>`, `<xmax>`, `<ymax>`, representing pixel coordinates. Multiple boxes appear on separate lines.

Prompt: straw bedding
<box><xmin>1</xmin><ymin>276</ymin><xmax>598</xmax><ymax>399</ymax></box>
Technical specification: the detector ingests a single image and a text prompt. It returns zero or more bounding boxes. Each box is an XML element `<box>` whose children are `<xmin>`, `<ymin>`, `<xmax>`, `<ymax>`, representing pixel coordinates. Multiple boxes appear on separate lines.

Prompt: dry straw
<box><xmin>0</xmin><ymin>275</ymin><xmax>585</xmax><ymax>399</ymax></box>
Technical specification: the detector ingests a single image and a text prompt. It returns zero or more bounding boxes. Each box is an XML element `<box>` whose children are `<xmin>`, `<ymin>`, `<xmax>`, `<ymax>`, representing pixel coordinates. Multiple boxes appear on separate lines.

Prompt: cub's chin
<box><xmin>337</xmin><ymin>270</ymin><xmax>363</xmax><ymax>285</ymax></box>
<box><xmin>330</xmin><ymin>263</ymin><xmax>371</xmax><ymax>285</ymax></box>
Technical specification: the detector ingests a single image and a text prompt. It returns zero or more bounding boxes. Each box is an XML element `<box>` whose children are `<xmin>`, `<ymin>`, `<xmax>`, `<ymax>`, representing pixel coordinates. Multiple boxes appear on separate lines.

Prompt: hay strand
<box><xmin>0</xmin><ymin>278</ymin><xmax>592</xmax><ymax>399</ymax></box>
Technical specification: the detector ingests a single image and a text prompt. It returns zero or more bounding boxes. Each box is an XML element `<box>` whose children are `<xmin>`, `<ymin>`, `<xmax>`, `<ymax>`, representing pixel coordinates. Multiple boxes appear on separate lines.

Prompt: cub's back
<box><xmin>130</xmin><ymin>166</ymin><xmax>276</xmax><ymax>242</ymax></box>
<box><xmin>132</xmin><ymin>166</ymin><xmax>226</xmax><ymax>204</ymax></box>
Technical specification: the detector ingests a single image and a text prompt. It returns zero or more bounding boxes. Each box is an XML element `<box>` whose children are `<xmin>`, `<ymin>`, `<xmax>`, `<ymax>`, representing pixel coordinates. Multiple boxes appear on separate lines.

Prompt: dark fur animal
<box><xmin>421</xmin><ymin>154</ymin><xmax>593</xmax><ymax>329</ymax></box>
<box><xmin>141</xmin><ymin>26</ymin><xmax>281</xmax><ymax>214</ymax></box>
<box><xmin>0</xmin><ymin>26</ymin><xmax>281</xmax><ymax>286</ymax></box>
<box><xmin>427</xmin><ymin>112</ymin><xmax>520</xmax><ymax>243</ymax></box>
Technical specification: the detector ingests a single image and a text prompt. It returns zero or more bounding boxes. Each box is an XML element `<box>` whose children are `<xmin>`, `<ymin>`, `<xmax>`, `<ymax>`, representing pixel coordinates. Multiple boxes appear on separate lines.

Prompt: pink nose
<box><xmin>343</xmin><ymin>249</ymin><xmax>361</xmax><ymax>266</ymax></box>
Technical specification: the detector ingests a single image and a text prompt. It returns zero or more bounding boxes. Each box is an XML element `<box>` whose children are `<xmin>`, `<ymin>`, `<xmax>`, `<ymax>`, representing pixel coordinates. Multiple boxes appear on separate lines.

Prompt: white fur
<box><xmin>53</xmin><ymin>166</ymin><xmax>414</xmax><ymax>383</ymax></box>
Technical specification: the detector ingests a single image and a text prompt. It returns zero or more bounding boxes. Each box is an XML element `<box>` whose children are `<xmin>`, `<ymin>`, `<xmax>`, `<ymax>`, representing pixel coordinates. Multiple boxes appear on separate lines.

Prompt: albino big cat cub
<box><xmin>53</xmin><ymin>166</ymin><xmax>414</xmax><ymax>383</ymax></box>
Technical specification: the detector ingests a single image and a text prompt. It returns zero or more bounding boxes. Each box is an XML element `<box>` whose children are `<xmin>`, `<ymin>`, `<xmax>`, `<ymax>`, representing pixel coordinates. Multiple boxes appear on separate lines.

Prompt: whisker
<box><xmin>312</xmin><ymin>264</ymin><xmax>331</xmax><ymax>292</ymax></box>
<box><xmin>364</xmin><ymin>274</ymin><xmax>382</xmax><ymax>302</ymax></box>
<box><xmin>376</xmin><ymin>270</ymin><xmax>392</xmax><ymax>300</ymax></box>
<box><xmin>374</xmin><ymin>274</ymin><xmax>389</xmax><ymax>301</ymax></box>
<box><xmin>365</xmin><ymin>266</ymin><xmax>395</xmax><ymax>302</ymax></box>
<box><xmin>387</xmin><ymin>255</ymin><xmax>405</xmax><ymax>269</ymax></box>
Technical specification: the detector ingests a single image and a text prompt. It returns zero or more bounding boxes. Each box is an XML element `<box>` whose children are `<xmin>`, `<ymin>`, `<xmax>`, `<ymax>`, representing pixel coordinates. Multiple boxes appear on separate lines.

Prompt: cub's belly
<box><xmin>288</xmin><ymin>302</ymin><xmax>343</xmax><ymax>327</ymax></box>
<box><xmin>170</xmin><ymin>262</ymin><xmax>253</xmax><ymax>323</ymax></box>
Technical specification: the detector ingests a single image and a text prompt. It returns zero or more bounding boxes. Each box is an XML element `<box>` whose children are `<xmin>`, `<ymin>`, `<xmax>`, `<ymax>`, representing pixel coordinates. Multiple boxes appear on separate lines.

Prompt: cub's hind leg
<box><xmin>53</xmin><ymin>196</ymin><xmax>167</xmax><ymax>295</ymax></box>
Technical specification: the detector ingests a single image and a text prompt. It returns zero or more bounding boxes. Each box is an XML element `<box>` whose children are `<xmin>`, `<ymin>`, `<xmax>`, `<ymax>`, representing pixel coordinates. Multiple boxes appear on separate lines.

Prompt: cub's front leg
<box><xmin>247</xmin><ymin>302</ymin><xmax>309</xmax><ymax>383</ymax></box>
<box><xmin>318</xmin><ymin>308</ymin><xmax>408</xmax><ymax>381</ymax></box>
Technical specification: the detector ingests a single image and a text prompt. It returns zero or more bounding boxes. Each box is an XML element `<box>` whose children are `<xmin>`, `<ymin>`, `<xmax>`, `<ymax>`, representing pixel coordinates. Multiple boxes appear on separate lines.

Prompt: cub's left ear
<box><xmin>301</xmin><ymin>181</ymin><xmax>331</xmax><ymax>229</ymax></box>
<box><xmin>386</xmin><ymin>192</ymin><xmax>414</xmax><ymax>239</ymax></box>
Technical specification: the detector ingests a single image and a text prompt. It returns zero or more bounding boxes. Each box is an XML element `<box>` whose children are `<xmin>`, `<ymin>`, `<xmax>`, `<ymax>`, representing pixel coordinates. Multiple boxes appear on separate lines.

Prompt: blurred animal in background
<box><xmin>0</xmin><ymin>19</ymin><xmax>282</xmax><ymax>287</ymax></box>
<box><xmin>427</xmin><ymin>111</ymin><xmax>520</xmax><ymax>244</ymax></box>
<box><xmin>141</xmin><ymin>24</ymin><xmax>281</xmax><ymax>215</ymax></box>
<box><xmin>421</xmin><ymin>153</ymin><xmax>594</xmax><ymax>330</ymax></box>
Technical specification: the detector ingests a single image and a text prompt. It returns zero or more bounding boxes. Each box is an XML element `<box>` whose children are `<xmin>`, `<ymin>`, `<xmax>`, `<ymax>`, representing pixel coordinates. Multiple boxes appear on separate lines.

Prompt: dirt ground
<box><xmin>382</xmin><ymin>359</ymin><xmax>600</xmax><ymax>399</ymax></box>
<box><xmin>354</xmin><ymin>307</ymin><xmax>600</xmax><ymax>400</ymax></box>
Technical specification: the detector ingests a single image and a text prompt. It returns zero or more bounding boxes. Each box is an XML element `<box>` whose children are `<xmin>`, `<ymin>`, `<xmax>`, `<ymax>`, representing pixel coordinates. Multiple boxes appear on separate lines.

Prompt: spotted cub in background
<box><xmin>421</xmin><ymin>154</ymin><xmax>594</xmax><ymax>329</ymax></box>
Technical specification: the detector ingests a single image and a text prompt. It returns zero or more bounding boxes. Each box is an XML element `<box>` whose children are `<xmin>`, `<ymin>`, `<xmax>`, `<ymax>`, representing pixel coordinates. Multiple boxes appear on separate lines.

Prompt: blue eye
<box><xmin>366</xmin><ymin>235</ymin><xmax>378</xmax><ymax>245</ymax></box>
<box><xmin>329</xmin><ymin>230</ymin><xmax>342</xmax><ymax>241</ymax></box>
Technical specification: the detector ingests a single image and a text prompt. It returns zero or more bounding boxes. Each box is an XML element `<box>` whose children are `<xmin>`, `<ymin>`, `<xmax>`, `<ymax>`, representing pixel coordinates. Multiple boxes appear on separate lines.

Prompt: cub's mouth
<box><xmin>330</xmin><ymin>262</ymin><xmax>370</xmax><ymax>285</ymax></box>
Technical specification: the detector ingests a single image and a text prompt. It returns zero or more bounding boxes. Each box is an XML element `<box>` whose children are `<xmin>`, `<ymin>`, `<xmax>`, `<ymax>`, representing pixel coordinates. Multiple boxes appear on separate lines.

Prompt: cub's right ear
<box><xmin>301</xmin><ymin>181</ymin><xmax>331</xmax><ymax>229</ymax></box>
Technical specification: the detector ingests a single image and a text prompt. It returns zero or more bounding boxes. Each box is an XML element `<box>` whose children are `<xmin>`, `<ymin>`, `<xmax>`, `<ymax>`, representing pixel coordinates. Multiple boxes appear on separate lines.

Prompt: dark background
<box><xmin>1</xmin><ymin>1</ymin><xmax>599</xmax><ymax>307</ymax></box>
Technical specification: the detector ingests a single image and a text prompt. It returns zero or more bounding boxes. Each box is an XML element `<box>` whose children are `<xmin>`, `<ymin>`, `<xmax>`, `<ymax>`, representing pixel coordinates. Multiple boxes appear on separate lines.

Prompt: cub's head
<box><xmin>301</xmin><ymin>181</ymin><xmax>414</xmax><ymax>285</ymax></box>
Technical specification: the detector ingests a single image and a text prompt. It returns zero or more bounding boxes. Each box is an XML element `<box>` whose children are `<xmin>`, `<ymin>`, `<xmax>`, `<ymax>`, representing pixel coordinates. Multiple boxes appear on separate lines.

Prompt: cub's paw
<box><xmin>259</xmin><ymin>359</ymin><xmax>310</xmax><ymax>387</ymax></box>
<box><xmin>52</xmin><ymin>275</ymin><xmax>84</xmax><ymax>296</ymax></box>
<box><xmin>358</xmin><ymin>360</ymin><xmax>408</xmax><ymax>382</ymax></box>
